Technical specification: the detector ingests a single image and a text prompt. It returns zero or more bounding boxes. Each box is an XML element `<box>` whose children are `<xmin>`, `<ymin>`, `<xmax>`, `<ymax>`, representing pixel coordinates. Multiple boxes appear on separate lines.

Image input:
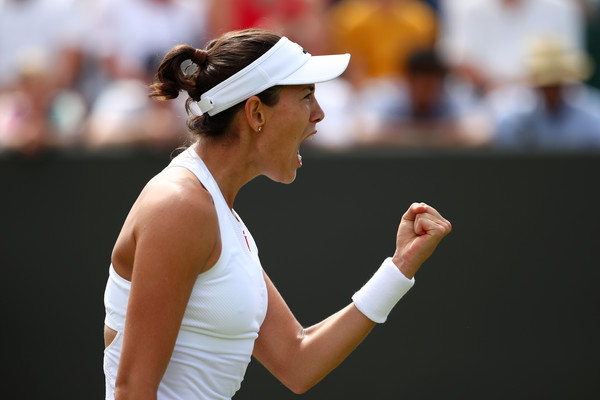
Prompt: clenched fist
<box><xmin>392</xmin><ymin>203</ymin><xmax>452</xmax><ymax>279</ymax></box>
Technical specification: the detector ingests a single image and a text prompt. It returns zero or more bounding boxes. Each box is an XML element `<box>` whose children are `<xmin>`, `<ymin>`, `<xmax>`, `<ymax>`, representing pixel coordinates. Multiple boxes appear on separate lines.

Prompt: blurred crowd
<box><xmin>1</xmin><ymin>0</ymin><xmax>600</xmax><ymax>156</ymax></box>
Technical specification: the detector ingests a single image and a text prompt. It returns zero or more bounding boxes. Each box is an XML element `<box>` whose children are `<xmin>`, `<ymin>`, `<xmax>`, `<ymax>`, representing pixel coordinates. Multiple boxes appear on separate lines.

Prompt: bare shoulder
<box><xmin>112</xmin><ymin>166</ymin><xmax>221</xmax><ymax>279</ymax></box>
<box><xmin>132</xmin><ymin>167</ymin><xmax>220</xmax><ymax>273</ymax></box>
<box><xmin>137</xmin><ymin>167</ymin><xmax>216</xmax><ymax>222</ymax></box>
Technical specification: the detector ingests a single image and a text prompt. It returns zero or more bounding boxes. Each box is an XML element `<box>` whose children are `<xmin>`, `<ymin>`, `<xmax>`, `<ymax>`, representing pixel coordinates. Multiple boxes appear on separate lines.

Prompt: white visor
<box><xmin>189</xmin><ymin>37</ymin><xmax>350</xmax><ymax>116</ymax></box>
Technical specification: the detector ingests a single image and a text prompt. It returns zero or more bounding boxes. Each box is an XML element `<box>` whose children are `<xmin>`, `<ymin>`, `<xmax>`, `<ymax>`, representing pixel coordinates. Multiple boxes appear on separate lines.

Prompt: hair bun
<box><xmin>192</xmin><ymin>49</ymin><xmax>208</xmax><ymax>66</ymax></box>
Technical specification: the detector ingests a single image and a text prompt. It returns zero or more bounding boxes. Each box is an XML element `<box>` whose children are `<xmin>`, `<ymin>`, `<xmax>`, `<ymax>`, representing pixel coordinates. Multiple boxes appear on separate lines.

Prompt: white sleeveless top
<box><xmin>103</xmin><ymin>148</ymin><xmax>268</xmax><ymax>399</ymax></box>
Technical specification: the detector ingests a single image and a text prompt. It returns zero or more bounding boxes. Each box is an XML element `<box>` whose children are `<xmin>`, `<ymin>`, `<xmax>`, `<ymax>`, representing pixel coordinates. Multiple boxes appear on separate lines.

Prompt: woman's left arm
<box><xmin>253</xmin><ymin>202</ymin><xmax>451</xmax><ymax>394</ymax></box>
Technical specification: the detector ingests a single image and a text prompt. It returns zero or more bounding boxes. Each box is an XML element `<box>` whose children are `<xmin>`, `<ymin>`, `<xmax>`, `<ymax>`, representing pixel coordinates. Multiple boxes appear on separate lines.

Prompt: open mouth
<box><xmin>297</xmin><ymin>133</ymin><xmax>316</xmax><ymax>167</ymax></box>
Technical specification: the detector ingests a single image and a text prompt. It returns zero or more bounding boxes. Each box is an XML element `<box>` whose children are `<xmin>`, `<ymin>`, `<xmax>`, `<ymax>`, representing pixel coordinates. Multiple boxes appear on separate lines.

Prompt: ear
<box><xmin>244</xmin><ymin>95</ymin><xmax>265</xmax><ymax>133</ymax></box>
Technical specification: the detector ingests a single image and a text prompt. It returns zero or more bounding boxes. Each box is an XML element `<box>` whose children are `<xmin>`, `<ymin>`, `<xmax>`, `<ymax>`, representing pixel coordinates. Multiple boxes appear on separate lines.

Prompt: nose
<box><xmin>311</xmin><ymin>98</ymin><xmax>325</xmax><ymax>123</ymax></box>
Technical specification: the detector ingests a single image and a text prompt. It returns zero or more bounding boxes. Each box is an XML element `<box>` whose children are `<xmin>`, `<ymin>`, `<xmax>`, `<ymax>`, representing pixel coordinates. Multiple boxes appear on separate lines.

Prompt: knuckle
<box><xmin>444</xmin><ymin>220</ymin><xmax>452</xmax><ymax>233</ymax></box>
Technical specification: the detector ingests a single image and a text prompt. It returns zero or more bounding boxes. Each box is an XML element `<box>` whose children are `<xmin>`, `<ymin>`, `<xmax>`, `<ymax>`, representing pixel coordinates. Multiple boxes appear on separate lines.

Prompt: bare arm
<box><xmin>253</xmin><ymin>203</ymin><xmax>451</xmax><ymax>393</ymax></box>
<box><xmin>114</xmin><ymin>175</ymin><xmax>219</xmax><ymax>400</ymax></box>
<box><xmin>253</xmin><ymin>272</ymin><xmax>375</xmax><ymax>394</ymax></box>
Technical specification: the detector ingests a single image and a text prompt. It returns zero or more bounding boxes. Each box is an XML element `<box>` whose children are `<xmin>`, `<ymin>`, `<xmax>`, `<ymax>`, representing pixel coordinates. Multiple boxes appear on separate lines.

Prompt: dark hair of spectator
<box><xmin>150</xmin><ymin>29</ymin><xmax>283</xmax><ymax>138</ymax></box>
<box><xmin>407</xmin><ymin>50</ymin><xmax>447</xmax><ymax>76</ymax></box>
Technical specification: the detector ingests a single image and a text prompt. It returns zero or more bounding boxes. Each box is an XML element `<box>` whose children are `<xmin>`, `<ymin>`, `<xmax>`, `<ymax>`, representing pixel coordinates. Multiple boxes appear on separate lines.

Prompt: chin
<box><xmin>282</xmin><ymin>174</ymin><xmax>297</xmax><ymax>184</ymax></box>
<box><xmin>278</xmin><ymin>172</ymin><xmax>298</xmax><ymax>185</ymax></box>
<box><xmin>267</xmin><ymin>170</ymin><xmax>298</xmax><ymax>184</ymax></box>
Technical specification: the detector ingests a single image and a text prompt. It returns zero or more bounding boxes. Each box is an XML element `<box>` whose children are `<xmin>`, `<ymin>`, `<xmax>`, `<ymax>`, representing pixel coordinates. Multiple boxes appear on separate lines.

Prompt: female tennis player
<box><xmin>103</xmin><ymin>29</ymin><xmax>451</xmax><ymax>400</ymax></box>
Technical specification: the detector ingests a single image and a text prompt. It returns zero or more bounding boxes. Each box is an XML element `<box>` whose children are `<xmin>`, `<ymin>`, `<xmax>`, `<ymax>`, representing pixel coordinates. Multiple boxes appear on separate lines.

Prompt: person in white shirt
<box><xmin>103</xmin><ymin>28</ymin><xmax>452</xmax><ymax>399</ymax></box>
<box><xmin>439</xmin><ymin>0</ymin><xmax>585</xmax><ymax>93</ymax></box>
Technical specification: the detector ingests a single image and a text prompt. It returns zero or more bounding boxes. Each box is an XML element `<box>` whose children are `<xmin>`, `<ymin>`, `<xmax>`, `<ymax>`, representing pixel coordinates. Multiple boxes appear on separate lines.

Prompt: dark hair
<box><xmin>407</xmin><ymin>50</ymin><xmax>447</xmax><ymax>76</ymax></box>
<box><xmin>150</xmin><ymin>29</ymin><xmax>283</xmax><ymax>138</ymax></box>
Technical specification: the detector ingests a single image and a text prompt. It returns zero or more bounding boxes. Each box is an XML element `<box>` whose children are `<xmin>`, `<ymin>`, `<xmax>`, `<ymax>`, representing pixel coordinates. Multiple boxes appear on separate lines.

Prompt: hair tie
<box><xmin>192</xmin><ymin>49</ymin><xmax>208</xmax><ymax>66</ymax></box>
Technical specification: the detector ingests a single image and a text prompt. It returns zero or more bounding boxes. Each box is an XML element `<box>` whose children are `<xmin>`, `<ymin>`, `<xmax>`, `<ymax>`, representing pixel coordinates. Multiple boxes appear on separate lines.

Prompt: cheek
<box><xmin>264</xmin><ymin>100</ymin><xmax>310</xmax><ymax>152</ymax></box>
<box><xmin>275</xmin><ymin>115</ymin><xmax>306</xmax><ymax>144</ymax></box>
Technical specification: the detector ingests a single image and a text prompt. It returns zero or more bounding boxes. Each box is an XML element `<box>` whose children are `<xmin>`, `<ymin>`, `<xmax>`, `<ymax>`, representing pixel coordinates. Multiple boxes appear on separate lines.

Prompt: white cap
<box><xmin>188</xmin><ymin>37</ymin><xmax>351</xmax><ymax>116</ymax></box>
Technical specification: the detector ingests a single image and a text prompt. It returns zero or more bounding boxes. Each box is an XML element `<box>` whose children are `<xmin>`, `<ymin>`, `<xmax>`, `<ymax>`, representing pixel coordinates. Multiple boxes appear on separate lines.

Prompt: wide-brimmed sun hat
<box><xmin>188</xmin><ymin>37</ymin><xmax>351</xmax><ymax>116</ymax></box>
<box><xmin>525</xmin><ymin>36</ymin><xmax>592</xmax><ymax>87</ymax></box>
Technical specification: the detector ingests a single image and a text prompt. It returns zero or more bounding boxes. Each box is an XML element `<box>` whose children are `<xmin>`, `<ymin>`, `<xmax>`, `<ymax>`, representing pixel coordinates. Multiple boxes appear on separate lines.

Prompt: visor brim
<box><xmin>277</xmin><ymin>53</ymin><xmax>351</xmax><ymax>85</ymax></box>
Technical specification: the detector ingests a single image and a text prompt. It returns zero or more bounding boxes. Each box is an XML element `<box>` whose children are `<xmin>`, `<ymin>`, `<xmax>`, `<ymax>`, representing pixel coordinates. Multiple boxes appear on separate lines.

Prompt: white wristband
<box><xmin>352</xmin><ymin>257</ymin><xmax>415</xmax><ymax>323</ymax></box>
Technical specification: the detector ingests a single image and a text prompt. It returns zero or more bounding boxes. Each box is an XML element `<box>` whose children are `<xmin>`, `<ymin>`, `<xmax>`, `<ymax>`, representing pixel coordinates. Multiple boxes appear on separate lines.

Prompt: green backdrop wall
<box><xmin>2</xmin><ymin>149</ymin><xmax>599</xmax><ymax>399</ymax></box>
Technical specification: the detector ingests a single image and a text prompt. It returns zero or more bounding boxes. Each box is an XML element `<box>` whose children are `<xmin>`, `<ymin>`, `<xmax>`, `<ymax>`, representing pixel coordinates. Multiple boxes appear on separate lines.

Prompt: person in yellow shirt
<box><xmin>327</xmin><ymin>0</ymin><xmax>438</xmax><ymax>85</ymax></box>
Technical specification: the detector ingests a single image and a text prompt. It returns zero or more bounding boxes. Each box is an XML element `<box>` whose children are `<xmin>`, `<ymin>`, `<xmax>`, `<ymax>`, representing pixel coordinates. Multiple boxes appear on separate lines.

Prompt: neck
<box><xmin>192</xmin><ymin>134</ymin><xmax>259</xmax><ymax>209</ymax></box>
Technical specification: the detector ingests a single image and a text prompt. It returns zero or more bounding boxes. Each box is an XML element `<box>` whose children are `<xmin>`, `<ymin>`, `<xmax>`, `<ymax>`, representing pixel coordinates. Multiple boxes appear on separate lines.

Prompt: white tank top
<box><xmin>103</xmin><ymin>148</ymin><xmax>268</xmax><ymax>400</ymax></box>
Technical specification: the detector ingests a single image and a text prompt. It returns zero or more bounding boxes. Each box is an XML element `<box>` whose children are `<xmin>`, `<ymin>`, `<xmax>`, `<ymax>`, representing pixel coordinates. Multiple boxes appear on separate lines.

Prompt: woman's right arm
<box><xmin>114</xmin><ymin>177</ymin><xmax>219</xmax><ymax>400</ymax></box>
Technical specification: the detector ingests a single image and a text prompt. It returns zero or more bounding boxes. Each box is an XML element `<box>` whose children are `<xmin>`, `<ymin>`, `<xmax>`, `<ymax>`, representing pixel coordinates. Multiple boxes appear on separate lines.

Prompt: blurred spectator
<box><xmin>327</xmin><ymin>0</ymin><xmax>437</xmax><ymax>86</ymax></box>
<box><xmin>422</xmin><ymin>0</ymin><xmax>440</xmax><ymax>13</ymax></box>
<box><xmin>0</xmin><ymin>52</ymin><xmax>87</xmax><ymax>153</ymax></box>
<box><xmin>0</xmin><ymin>0</ymin><xmax>72</xmax><ymax>90</ymax></box>
<box><xmin>84</xmin><ymin>78</ymin><xmax>186</xmax><ymax>150</ymax></box>
<box><xmin>0</xmin><ymin>0</ymin><xmax>88</xmax><ymax>154</ymax></box>
<box><xmin>209</xmin><ymin>0</ymin><xmax>330</xmax><ymax>55</ymax></box>
<box><xmin>53</xmin><ymin>0</ymin><xmax>111</xmax><ymax>106</ymax></box>
<box><xmin>355</xmin><ymin>50</ymin><xmax>492</xmax><ymax>148</ymax></box>
<box><xmin>439</xmin><ymin>0</ymin><xmax>585</xmax><ymax>94</ymax></box>
<box><xmin>83</xmin><ymin>0</ymin><xmax>207</xmax><ymax>149</ymax></box>
<box><xmin>0</xmin><ymin>51</ymin><xmax>55</xmax><ymax>155</ymax></box>
<box><xmin>491</xmin><ymin>36</ymin><xmax>600</xmax><ymax>151</ymax></box>
<box><xmin>92</xmin><ymin>0</ymin><xmax>207</xmax><ymax>81</ymax></box>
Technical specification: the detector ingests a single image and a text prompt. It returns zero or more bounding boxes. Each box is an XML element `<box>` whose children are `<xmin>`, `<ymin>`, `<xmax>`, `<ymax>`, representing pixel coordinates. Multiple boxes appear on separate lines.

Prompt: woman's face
<box><xmin>257</xmin><ymin>84</ymin><xmax>324</xmax><ymax>183</ymax></box>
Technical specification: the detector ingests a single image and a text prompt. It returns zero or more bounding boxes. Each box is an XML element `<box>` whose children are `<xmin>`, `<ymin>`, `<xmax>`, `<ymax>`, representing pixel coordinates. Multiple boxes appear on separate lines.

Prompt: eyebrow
<box><xmin>305</xmin><ymin>84</ymin><xmax>315</xmax><ymax>93</ymax></box>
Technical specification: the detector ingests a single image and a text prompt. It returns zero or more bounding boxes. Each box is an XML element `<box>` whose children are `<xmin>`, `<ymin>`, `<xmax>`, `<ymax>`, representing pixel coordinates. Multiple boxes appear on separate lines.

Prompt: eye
<box><xmin>303</xmin><ymin>85</ymin><xmax>315</xmax><ymax>101</ymax></box>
